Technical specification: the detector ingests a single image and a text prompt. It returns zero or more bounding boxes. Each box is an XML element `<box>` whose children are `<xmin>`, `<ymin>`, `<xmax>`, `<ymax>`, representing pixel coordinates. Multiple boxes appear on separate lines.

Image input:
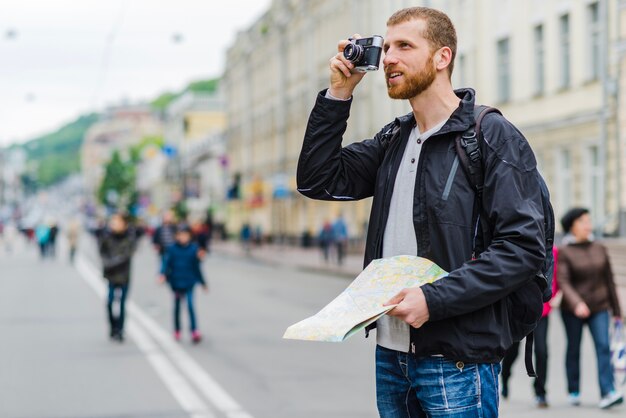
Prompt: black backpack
<box><xmin>380</xmin><ymin>106</ymin><xmax>556</xmax><ymax>376</ymax></box>
<box><xmin>455</xmin><ymin>105</ymin><xmax>555</xmax><ymax>376</ymax></box>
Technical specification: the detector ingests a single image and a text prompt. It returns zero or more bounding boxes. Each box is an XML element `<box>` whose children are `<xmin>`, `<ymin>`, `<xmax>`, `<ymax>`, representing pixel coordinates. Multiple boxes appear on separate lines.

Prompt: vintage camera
<box><xmin>343</xmin><ymin>35</ymin><xmax>384</xmax><ymax>72</ymax></box>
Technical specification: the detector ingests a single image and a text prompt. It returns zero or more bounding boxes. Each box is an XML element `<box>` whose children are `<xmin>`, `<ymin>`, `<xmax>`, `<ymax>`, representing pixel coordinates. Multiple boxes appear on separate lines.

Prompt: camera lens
<box><xmin>343</xmin><ymin>43</ymin><xmax>364</xmax><ymax>63</ymax></box>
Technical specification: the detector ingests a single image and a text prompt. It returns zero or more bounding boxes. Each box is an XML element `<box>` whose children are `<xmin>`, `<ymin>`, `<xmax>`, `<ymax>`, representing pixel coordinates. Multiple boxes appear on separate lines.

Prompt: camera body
<box><xmin>343</xmin><ymin>35</ymin><xmax>383</xmax><ymax>72</ymax></box>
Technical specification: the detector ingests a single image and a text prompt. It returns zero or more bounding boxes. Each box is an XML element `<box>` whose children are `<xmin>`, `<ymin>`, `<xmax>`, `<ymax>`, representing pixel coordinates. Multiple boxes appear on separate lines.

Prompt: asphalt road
<box><xmin>1</xmin><ymin>234</ymin><xmax>624</xmax><ymax>417</ymax></box>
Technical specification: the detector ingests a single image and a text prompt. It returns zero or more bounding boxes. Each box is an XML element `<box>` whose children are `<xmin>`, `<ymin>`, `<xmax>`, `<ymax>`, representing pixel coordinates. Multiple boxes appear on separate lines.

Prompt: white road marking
<box><xmin>75</xmin><ymin>255</ymin><xmax>255</xmax><ymax>418</ymax></box>
<box><xmin>128</xmin><ymin>322</ymin><xmax>216</xmax><ymax>418</ymax></box>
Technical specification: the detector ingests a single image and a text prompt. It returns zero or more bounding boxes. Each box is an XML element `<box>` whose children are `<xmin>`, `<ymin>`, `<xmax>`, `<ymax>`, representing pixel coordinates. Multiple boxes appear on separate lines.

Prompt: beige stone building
<box><xmin>223</xmin><ymin>0</ymin><xmax>626</xmax><ymax>240</ymax></box>
<box><xmin>81</xmin><ymin>105</ymin><xmax>162</xmax><ymax>197</ymax></box>
<box><xmin>163</xmin><ymin>91</ymin><xmax>227</xmax><ymax>219</ymax></box>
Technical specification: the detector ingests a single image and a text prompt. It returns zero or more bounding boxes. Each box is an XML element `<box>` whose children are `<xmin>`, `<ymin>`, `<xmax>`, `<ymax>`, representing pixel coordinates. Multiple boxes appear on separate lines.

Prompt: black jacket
<box><xmin>98</xmin><ymin>229</ymin><xmax>139</xmax><ymax>285</ymax></box>
<box><xmin>297</xmin><ymin>88</ymin><xmax>546</xmax><ymax>363</ymax></box>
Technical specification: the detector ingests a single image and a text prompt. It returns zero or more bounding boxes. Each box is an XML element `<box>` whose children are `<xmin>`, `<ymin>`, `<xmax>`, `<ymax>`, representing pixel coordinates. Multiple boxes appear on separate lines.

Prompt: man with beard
<box><xmin>297</xmin><ymin>7</ymin><xmax>546</xmax><ymax>417</ymax></box>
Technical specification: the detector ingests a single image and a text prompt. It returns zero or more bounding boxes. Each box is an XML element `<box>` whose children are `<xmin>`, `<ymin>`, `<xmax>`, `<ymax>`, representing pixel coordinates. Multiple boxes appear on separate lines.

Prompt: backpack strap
<box><xmin>381</xmin><ymin>123</ymin><xmax>402</xmax><ymax>150</ymax></box>
<box><xmin>525</xmin><ymin>332</ymin><xmax>537</xmax><ymax>377</ymax></box>
<box><xmin>454</xmin><ymin>105</ymin><xmax>502</xmax><ymax>199</ymax></box>
<box><xmin>455</xmin><ymin>105</ymin><xmax>502</xmax><ymax>257</ymax></box>
<box><xmin>454</xmin><ymin>105</ymin><xmax>538</xmax><ymax>378</ymax></box>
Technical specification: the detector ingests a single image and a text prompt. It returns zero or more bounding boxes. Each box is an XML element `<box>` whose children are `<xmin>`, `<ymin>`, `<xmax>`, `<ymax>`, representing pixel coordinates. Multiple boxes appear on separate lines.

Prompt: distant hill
<box><xmin>13</xmin><ymin>77</ymin><xmax>219</xmax><ymax>188</ymax></box>
<box><xmin>16</xmin><ymin>113</ymin><xmax>99</xmax><ymax>187</ymax></box>
<box><xmin>151</xmin><ymin>78</ymin><xmax>219</xmax><ymax>111</ymax></box>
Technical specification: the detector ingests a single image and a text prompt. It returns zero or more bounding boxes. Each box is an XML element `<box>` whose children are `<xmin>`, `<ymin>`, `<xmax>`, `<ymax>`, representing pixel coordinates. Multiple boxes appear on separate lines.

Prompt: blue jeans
<box><xmin>376</xmin><ymin>345</ymin><xmax>501</xmax><ymax>417</ymax></box>
<box><xmin>561</xmin><ymin>310</ymin><xmax>615</xmax><ymax>397</ymax></box>
<box><xmin>107</xmin><ymin>283</ymin><xmax>129</xmax><ymax>333</ymax></box>
<box><xmin>174</xmin><ymin>288</ymin><xmax>197</xmax><ymax>332</ymax></box>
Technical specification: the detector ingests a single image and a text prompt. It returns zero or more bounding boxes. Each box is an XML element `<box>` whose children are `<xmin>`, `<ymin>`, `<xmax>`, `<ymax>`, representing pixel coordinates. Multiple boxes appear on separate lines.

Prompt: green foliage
<box><xmin>15</xmin><ymin>77</ymin><xmax>218</xmax><ymax>190</ymax></box>
<box><xmin>150</xmin><ymin>92</ymin><xmax>181</xmax><ymax>111</ymax></box>
<box><xmin>23</xmin><ymin>114</ymin><xmax>98</xmax><ymax>160</ymax></box>
<box><xmin>18</xmin><ymin>113</ymin><xmax>98</xmax><ymax>187</ymax></box>
<box><xmin>173</xmin><ymin>199</ymin><xmax>189</xmax><ymax>221</ymax></box>
<box><xmin>150</xmin><ymin>77</ymin><xmax>220</xmax><ymax>111</ymax></box>
<box><xmin>186</xmin><ymin>78</ymin><xmax>219</xmax><ymax>93</ymax></box>
<box><xmin>129</xmin><ymin>135</ymin><xmax>165</xmax><ymax>164</ymax></box>
<box><xmin>37</xmin><ymin>155</ymin><xmax>81</xmax><ymax>185</ymax></box>
<box><xmin>97</xmin><ymin>150</ymin><xmax>137</xmax><ymax>213</ymax></box>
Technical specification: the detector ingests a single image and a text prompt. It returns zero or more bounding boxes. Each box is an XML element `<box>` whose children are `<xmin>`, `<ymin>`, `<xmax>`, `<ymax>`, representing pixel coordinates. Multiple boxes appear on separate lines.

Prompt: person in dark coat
<box><xmin>152</xmin><ymin>209</ymin><xmax>178</xmax><ymax>257</ymax></box>
<box><xmin>97</xmin><ymin>213</ymin><xmax>139</xmax><ymax>342</ymax></box>
<box><xmin>558</xmin><ymin>208</ymin><xmax>623</xmax><ymax>410</ymax></box>
<box><xmin>160</xmin><ymin>224</ymin><xmax>207</xmax><ymax>343</ymax></box>
<box><xmin>318</xmin><ymin>221</ymin><xmax>334</xmax><ymax>263</ymax></box>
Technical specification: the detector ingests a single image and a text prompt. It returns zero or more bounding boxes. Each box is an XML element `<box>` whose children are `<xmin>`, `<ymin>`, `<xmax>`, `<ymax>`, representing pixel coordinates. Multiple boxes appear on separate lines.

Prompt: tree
<box><xmin>173</xmin><ymin>199</ymin><xmax>189</xmax><ymax>221</ymax></box>
<box><xmin>97</xmin><ymin>150</ymin><xmax>137</xmax><ymax>214</ymax></box>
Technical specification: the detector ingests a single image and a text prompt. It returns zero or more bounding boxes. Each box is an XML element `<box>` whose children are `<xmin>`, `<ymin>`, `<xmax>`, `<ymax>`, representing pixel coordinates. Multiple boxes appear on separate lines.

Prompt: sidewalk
<box><xmin>212</xmin><ymin>239</ymin><xmax>364</xmax><ymax>278</ymax></box>
<box><xmin>212</xmin><ymin>239</ymin><xmax>626</xmax><ymax>304</ymax></box>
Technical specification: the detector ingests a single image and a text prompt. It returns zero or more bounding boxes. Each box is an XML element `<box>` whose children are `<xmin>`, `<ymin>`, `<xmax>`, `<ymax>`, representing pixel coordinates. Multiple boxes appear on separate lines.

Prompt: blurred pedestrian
<box><xmin>48</xmin><ymin>222</ymin><xmax>59</xmax><ymax>258</ymax></box>
<box><xmin>97</xmin><ymin>213</ymin><xmax>139</xmax><ymax>342</ymax></box>
<box><xmin>501</xmin><ymin>247</ymin><xmax>559</xmax><ymax>408</ymax></box>
<box><xmin>191</xmin><ymin>219</ymin><xmax>209</xmax><ymax>258</ymax></box>
<box><xmin>152</xmin><ymin>209</ymin><xmax>178</xmax><ymax>260</ymax></box>
<box><xmin>66</xmin><ymin>218</ymin><xmax>81</xmax><ymax>263</ymax></box>
<box><xmin>253</xmin><ymin>225</ymin><xmax>263</xmax><ymax>246</ymax></box>
<box><xmin>558</xmin><ymin>207</ymin><xmax>623</xmax><ymax>409</ymax></box>
<box><xmin>2</xmin><ymin>222</ymin><xmax>18</xmax><ymax>253</ymax></box>
<box><xmin>318</xmin><ymin>221</ymin><xmax>334</xmax><ymax>263</ymax></box>
<box><xmin>332</xmin><ymin>214</ymin><xmax>348</xmax><ymax>265</ymax></box>
<box><xmin>240</xmin><ymin>223</ymin><xmax>251</xmax><ymax>255</ymax></box>
<box><xmin>159</xmin><ymin>224</ymin><xmax>207</xmax><ymax>343</ymax></box>
<box><xmin>203</xmin><ymin>209</ymin><xmax>214</xmax><ymax>253</ymax></box>
<box><xmin>35</xmin><ymin>222</ymin><xmax>51</xmax><ymax>259</ymax></box>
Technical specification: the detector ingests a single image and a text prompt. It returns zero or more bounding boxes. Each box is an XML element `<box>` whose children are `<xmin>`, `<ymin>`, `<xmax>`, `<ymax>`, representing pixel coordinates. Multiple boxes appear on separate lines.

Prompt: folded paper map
<box><xmin>283</xmin><ymin>255</ymin><xmax>447</xmax><ymax>342</ymax></box>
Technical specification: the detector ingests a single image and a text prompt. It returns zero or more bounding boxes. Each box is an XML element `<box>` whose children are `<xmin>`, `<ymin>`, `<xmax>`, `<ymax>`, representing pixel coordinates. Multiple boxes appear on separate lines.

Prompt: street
<box><xmin>0</xmin><ymin>235</ymin><xmax>624</xmax><ymax>417</ymax></box>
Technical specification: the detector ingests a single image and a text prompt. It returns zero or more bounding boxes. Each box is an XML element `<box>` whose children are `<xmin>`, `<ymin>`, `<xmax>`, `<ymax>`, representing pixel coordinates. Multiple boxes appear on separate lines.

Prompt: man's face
<box><xmin>109</xmin><ymin>215</ymin><xmax>126</xmax><ymax>233</ymax></box>
<box><xmin>383</xmin><ymin>19</ymin><xmax>438</xmax><ymax>100</ymax></box>
<box><xmin>163</xmin><ymin>211</ymin><xmax>175</xmax><ymax>224</ymax></box>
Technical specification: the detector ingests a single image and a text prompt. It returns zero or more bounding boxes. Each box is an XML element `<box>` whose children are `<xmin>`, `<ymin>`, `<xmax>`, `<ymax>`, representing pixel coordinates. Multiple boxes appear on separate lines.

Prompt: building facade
<box><xmin>81</xmin><ymin>105</ymin><xmax>162</xmax><ymax>198</ymax></box>
<box><xmin>223</xmin><ymin>0</ymin><xmax>626</xmax><ymax>240</ymax></box>
<box><xmin>163</xmin><ymin>91</ymin><xmax>227</xmax><ymax>219</ymax></box>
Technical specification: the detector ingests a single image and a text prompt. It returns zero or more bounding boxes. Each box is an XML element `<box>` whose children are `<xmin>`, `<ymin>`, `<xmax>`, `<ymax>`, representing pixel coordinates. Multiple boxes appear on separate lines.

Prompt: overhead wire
<box><xmin>90</xmin><ymin>0</ymin><xmax>129</xmax><ymax>111</ymax></box>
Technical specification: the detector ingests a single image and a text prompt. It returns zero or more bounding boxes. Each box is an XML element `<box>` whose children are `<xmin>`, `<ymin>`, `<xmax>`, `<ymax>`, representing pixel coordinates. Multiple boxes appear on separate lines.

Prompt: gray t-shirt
<box><xmin>377</xmin><ymin>120</ymin><xmax>447</xmax><ymax>353</ymax></box>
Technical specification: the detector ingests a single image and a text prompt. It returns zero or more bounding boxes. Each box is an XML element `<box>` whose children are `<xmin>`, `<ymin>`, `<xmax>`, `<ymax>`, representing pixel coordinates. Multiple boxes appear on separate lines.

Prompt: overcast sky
<box><xmin>0</xmin><ymin>0</ymin><xmax>272</xmax><ymax>146</ymax></box>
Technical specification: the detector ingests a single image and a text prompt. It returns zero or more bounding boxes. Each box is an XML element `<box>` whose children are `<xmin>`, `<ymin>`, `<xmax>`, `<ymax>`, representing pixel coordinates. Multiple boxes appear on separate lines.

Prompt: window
<box><xmin>586</xmin><ymin>145</ymin><xmax>603</xmax><ymax>225</ymax></box>
<box><xmin>588</xmin><ymin>2</ymin><xmax>601</xmax><ymax>80</ymax></box>
<box><xmin>534</xmin><ymin>24</ymin><xmax>545</xmax><ymax>95</ymax></box>
<box><xmin>497</xmin><ymin>38</ymin><xmax>511</xmax><ymax>102</ymax></box>
<box><xmin>558</xmin><ymin>148</ymin><xmax>572</xmax><ymax>212</ymax></box>
<box><xmin>559</xmin><ymin>14</ymin><xmax>571</xmax><ymax>88</ymax></box>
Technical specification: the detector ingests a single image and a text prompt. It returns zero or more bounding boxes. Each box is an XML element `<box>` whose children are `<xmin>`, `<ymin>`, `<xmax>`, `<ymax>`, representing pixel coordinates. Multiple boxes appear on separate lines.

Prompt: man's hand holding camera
<box><xmin>329</xmin><ymin>34</ymin><xmax>383</xmax><ymax>100</ymax></box>
<box><xmin>329</xmin><ymin>35</ymin><xmax>366</xmax><ymax>99</ymax></box>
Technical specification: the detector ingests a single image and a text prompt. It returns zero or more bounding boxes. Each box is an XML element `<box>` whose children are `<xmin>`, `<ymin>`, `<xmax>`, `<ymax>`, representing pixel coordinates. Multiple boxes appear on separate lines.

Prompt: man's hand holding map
<box><xmin>283</xmin><ymin>255</ymin><xmax>447</xmax><ymax>342</ymax></box>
